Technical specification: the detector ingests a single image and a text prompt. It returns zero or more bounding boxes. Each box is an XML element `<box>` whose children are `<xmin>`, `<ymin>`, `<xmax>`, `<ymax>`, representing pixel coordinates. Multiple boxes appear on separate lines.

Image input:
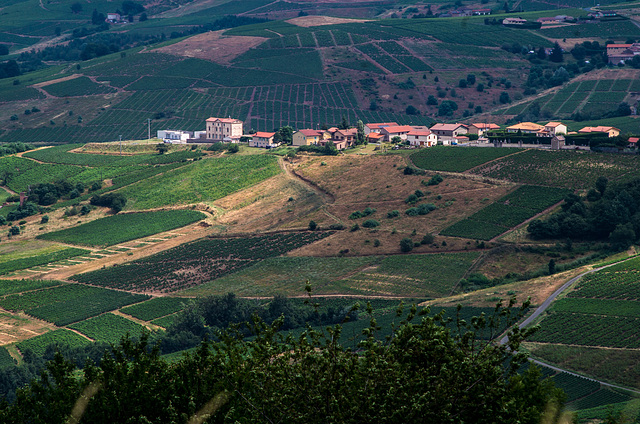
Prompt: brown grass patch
<box><xmin>154</xmin><ymin>30</ymin><xmax>267</xmax><ymax>64</ymax></box>
<box><xmin>286</xmin><ymin>15</ymin><xmax>371</xmax><ymax>27</ymax></box>
<box><xmin>0</xmin><ymin>312</ymin><xmax>56</xmax><ymax>346</ymax></box>
<box><xmin>33</xmin><ymin>74</ymin><xmax>82</xmax><ymax>88</ymax></box>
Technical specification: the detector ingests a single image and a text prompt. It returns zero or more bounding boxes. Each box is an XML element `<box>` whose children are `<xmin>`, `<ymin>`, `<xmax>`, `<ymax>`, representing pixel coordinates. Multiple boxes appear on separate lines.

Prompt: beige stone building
<box><xmin>205</xmin><ymin>117</ymin><xmax>243</xmax><ymax>142</ymax></box>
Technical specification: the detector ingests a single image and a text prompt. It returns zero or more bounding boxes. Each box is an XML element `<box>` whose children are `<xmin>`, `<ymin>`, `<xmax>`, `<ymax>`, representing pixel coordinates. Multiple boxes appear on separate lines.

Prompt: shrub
<box><xmin>308</xmin><ymin>220</ymin><xmax>317</xmax><ymax>231</ymax></box>
<box><xmin>421</xmin><ymin>233</ymin><xmax>434</xmax><ymax>245</ymax></box>
<box><xmin>362</xmin><ymin>219</ymin><xmax>380</xmax><ymax>228</ymax></box>
<box><xmin>373</xmin><ymin>239</ymin><xmax>381</xmax><ymax>247</ymax></box>
<box><xmin>405</xmin><ymin>194</ymin><xmax>419</xmax><ymax>204</ymax></box>
<box><xmin>426</xmin><ymin>174</ymin><xmax>443</xmax><ymax>186</ymax></box>
<box><xmin>9</xmin><ymin>226</ymin><xmax>20</xmax><ymax>236</ymax></box>
<box><xmin>350</xmin><ymin>224</ymin><xmax>359</xmax><ymax>232</ymax></box>
<box><xmin>404</xmin><ymin>166</ymin><xmax>426</xmax><ymax>176</ymax></box>
<box><xmin>400</xmin><ymin>238</ymin><xmax>414</xmax><ymax>252</ymax></box>
<box><xmin>329</xmin><ymin>223</ymin><xmax>345</xmax><ymax>230</ymax></box>
<box><xmin>387</xmin><ymin>210</ymin><xmax>399</xmax><ymax>218</ymax></box>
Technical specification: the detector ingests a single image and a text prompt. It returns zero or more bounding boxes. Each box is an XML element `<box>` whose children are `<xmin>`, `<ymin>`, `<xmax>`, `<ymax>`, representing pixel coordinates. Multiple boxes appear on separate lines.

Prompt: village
<box><xmin>157</xmin><ymin>117</ymin><xmax>633</xmax><ymax>151</ymax></box>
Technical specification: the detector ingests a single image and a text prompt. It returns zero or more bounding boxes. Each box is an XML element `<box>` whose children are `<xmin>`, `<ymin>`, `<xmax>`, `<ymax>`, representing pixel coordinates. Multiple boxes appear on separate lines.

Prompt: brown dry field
<box><xmin>32</xmin><ymin>74</ymin><xmax>81</xmax><ymax>88</ymax></box>
<box><xmin>285</xmin><ymin>154</ymin><xmax>513</xmax><ymax>256</ymax></box>
<box><xmin>286</xmin><ymin>15</ymin><xmax>371</xmax><ymax>27</ymax></box>
<box><xmin>155</xmin><ymin>30</ymin><xmax>267</xmax><ymax>64</ymax></box>
<box><xmin>0</xmin><ymin>312</ymin><xmax>56</xmax><ymax>346</ymax></box>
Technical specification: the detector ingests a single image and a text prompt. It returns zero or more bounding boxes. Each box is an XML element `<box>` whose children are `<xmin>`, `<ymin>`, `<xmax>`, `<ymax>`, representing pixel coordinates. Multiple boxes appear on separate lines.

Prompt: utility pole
<box><xmin>147</xmin><ymin>118</ymin><xmax>151</xmax><ymax>141</ymax></box>
<box><xmin>119</xmin><ymin>135</ymin><xmax>122</xmax><ymax>156</ymax></box>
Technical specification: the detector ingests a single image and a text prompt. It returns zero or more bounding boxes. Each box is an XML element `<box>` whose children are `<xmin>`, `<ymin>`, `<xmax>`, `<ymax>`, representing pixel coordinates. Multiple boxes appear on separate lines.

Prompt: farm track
<box><xmin>282</xmin><ymin>158</ymin><xmax>335</xmax><ymax>204</ymax></box>
<box><xmin>463</xmin><ymin>148</ymin><xmax>529</xmax><ymax>174</ymax></box>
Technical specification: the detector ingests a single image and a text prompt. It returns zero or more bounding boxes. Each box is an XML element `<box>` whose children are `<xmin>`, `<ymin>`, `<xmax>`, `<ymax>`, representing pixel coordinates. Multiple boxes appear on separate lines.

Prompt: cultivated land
<box><xmin>2</xmin><ymin>0</ymin><xmax>640</xmax><ymax>418</ymax></box>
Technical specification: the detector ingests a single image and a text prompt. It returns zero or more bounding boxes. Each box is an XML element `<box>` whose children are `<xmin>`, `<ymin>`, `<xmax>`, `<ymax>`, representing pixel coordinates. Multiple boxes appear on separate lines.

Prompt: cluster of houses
<box><xmin>607</xmin><ymin>43</ymin><xmax>640</xmax><ymax>64</ymax></box>
<box><xmin>158</xmin><ymin>117</ymin><xmax>626</xmax><ymax>150</ymax></box>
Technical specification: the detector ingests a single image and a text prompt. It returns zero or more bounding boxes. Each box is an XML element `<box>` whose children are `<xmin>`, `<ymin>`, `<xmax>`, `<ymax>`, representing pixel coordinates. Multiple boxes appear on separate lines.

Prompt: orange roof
<box><xmin>471</xmin><ymin>123</ymin><xmax>500</xmax><ymax>129</ymax></box>
<box><xmin>366</xmin><ymin>122</ymin><xmax>398</xmax><ymax>129</ymax></box>
<box><xmin>545</xmin><ymin>121</ymin><xmax>565</xmax><ymax>127</ymax></box>
<box><xmin>381</xmin><ymin>125</ymin><xmax>415</xmax><ymax>133</ymax></box>
<box><xmin>407</xmin><ymin>130</ymin><xmax>433</xmax><ymax>136</ymax></box>
<box><xmin>368</xmin><ymin>132</ymin><xmax>384</xmax><ymax>139</ymax></box>
<box><xmin>298</xmin><ymin>129</ymin><xmax>321</xmax><ymax>136</ymax></box>
<box><xmin>628</xmin><ymin>137</ymin><xmax>639</xmax><ymax>143</ymax></box>
<box><xmin>579</xmin><ymin>126</ymin><xmax>619</xmax><ymax>133</ymax></box>
<box><xmin>337</xmin><ymin>128</ymin><xmax>358</xmax><ymax>135</ymax></box>
<box><xmin>327</xmin><ymin>127</ymin><xmax>339</xmax><ymax>133</ymax></box>
<box><xmin>507</xmin><ymin>122</ymin><xmax>544</xmax><ymax>131</ymax></box>
<box><xmin>431</xmin><ymin>123</ymin><xmax>467</xmax><ymax>131</ymax></box>
<box><xmin>607</xmin><ymin>44</ymin><xmax>633</xmax><ymax>48</ymax></box>
<box><xmin>254</xmin><ymin>131</ymin><xmax>275</xmax><ymax>138</ymax></box>
<box><xmin>206</xmin><ymin>117</ymin><xmax>241</xmax><ymax>123</ymax></box>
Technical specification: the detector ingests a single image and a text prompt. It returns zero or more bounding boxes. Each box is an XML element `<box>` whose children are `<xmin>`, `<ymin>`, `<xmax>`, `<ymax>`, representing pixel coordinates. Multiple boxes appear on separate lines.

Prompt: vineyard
<box><xmin>41</xmin><ymin>76</ymin><xmax>117</xmax><ymax>97</ymax></box>
<box><xmin>0</xmin><ymin>347</ymin><xmax>16</xmax><ymax>369</ymax></box>
<box><xmin>0</xmin><ymin>279</ymin><xmax>61</xmax><ymax>296</ymax></box>
<box><xmin>37</xmin><ymin>210</ymin><xmax>204</xmax><ymax>247</ymax></box>
<box><xmin>0</xmin><ymin>248</ymin><xmax>90</xmax><ymax>276</ymax></box>
<box><xmin>441</xmin><ymin>185</ymin><xmax>570</xmax><ymax>240</ymax></box>
<box><xmin>0</xmin><ymin>284</ymin><xmax>149</xmax><ymax>326</ymax></box>
<box><xmin>68</xmin><ymin>313</ymin><xmax>146</xmax><ymax>344</ymax></box>
<box><xmin>184</xmin><ymin>252</ymin><xmax>479</xmax><ymax>297</ymax></box>
<box><xmin>410</xmin><ymin>147</ymin><xmax>523</xmax><ymax>172</ymax></box>
<box><xmin>71</xmin><ymin>232</ymin><xmax>334</xmax><ymax>293</ymax></box>
<box><xmin>469</xmin><ymin>150</ymin><xmax>640</xmax><ymax>190</ymax></box>
<box><xmin>120</xmin><ymin>297</ymin><xmax>188</xmax><ymax>321</ymax></box>
<box><xmin>118</xmin><ymin>155</ymin><xmax>281</xmax><ymax>209</ymax></box>
<box><xmin>15</xmin><ymin>329</ymin><xmax>92</xmax><ymax>357</ymax></box>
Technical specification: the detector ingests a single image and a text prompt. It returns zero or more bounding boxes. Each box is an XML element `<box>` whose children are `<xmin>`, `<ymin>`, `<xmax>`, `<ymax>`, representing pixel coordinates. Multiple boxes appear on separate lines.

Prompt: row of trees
<box><xmin>0</xmin><ymin>295</ymin><xmax>568</xmax><ymax>423</ymax></box>
<box><xmin>528</xmin><ymin>177</ymin><xmax>640</xmax><ymax>249</ymax></box>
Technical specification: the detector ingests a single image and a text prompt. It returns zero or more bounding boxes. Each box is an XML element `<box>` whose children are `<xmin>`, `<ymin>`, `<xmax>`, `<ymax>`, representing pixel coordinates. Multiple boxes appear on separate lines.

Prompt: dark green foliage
<box><xmin>426</xmin><ymin>174</ymin><xmax>443</xmax><ymax>186</ymax></box>
<box><xmin>349</xmin><ymin>207</ymin><xmax>376</xmax><ymax>220</ymax></box>
<box><xmin>362</xmin><ymin>219</ymin><xmax>380</xmax><ymax>228</ymax></box>
<box><xmin>387</xmin><ymin>210</ymin><xmax>399</xmax><ymax>218</ymax></box>
<box><xmin>400</xmin><ymin>237</ymin><xmax>414</xmax><ymax>252</ymax></box>
<box><xmin>421</xmin><ymin>234</ymin><xmax>435</xmax><ymax>245</ymax></box>
<box><xmin>308</xmin><ymin>220</ymin><xmax>317</xmax><ymax>230</ymax></box>
<box><xmin>89</xmin><ymin>192</ymin><xmax>127</xmax><ymax>213</ymax></box>
<box><xmin>6</xmin><ymin>202</ymin><xmax>39</xmax><ymax>221</ymax></box>
<box><xmin>406</xmin><ymin>203</ymin><xmax>437</xmax><ymax>216</ymax></box>
<box><xmin>8</xmin><ymin>226</ymin><xmax>19</xmax><ymax>236</ymax></box>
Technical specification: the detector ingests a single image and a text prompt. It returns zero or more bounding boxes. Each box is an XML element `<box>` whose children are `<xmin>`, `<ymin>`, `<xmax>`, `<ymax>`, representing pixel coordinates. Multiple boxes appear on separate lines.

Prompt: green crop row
<box><xmin>68</xmin><ymin>313</ymin><xmax>146</xmax><ymax>344</ymax></box>
<box><xmin>567</xmin><ymin>270</ymin><xmax>640</xmax><ymax>301</ymax></box>
<box><xmin>411</xmin><ymin>147</ymin><xmax>523</xmax><ymax>173</ymax></box>
<box><xmin>16</xmin><ymin>329</ymin><xmax>92</xmax><ymax>357</ymax></box>
<box><xmin>0</xmin><ymin>279</ymin><xmax>61</xmax><ymax>296</ymax></box>
<box><xmin>120</xmin><ymin>297</ymin><xmax>188</xmax><ymax>321</ymax></box>
<box><xmin>0</xmin><ymin>284</ymin><xmax>149</xmax><ymax>326</ymax></box>
<box><xmin>553</xmin><ymin>298</ymin><xmax>640</xmax><ymax>318</ymax></box>
<box><xmin>42</xmin><ymin>76</ymin><xmax>117</xmax><ymax>97</ymax></box>
<box><xmin>0</xmin><ymin>248</ymin><xmax>90</xmax><ymax>275</ymax></box>
<box><xmin>37</xmin><ymin>210</ymin><xmax>204</xmax><ymax>247</ymax></box>
<box><xmin>0</xmin><ymin>347</ymin><xmax>16</xmax><ymax>369</ymax></box>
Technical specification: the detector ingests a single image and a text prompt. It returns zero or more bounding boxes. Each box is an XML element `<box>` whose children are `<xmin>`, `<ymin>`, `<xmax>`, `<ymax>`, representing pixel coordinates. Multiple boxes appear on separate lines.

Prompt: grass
<box><xmin>118</xmin><ymin>155</ymin><xmax>281</xmax><ymax>209</ymax></box>
<box><xmin>37</xmin><ymin>210</ymin><xmax>205</xmax><ymax>247</ymax></box>
<box><xmin>0</xmin><ymin>248</ymin><xmax>90</xmax><ymax>275</ymax></box>
<box><xmin>16</xmin><ymin>329</ymin><xmax>92</xmax><ymax>357</ymax></box>
<box><xmin>0</xmin><ymin>279</ymin><xmax>61</xmax><ymax>296</ymax></box>
<box><xmin>120</xmin><ymin>297</ymin><xmax>188</xmax><ymax>321</ymax></box>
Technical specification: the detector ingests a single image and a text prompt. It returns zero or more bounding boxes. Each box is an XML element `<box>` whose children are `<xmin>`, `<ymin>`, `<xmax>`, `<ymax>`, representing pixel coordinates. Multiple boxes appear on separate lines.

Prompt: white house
<box><xmin>248</xmin><ymin>132</ymin><xmax>280</xmax><ymax>148</ymax></box>
<box><xmin>407</xmin><ymin>130</ymin><xmax>437</xmax><ymax>147</ymax></box>
<box><xmin>157</xmin><ymin>130</ymin><xmax>192</xmax><ymax>143</ymax></box>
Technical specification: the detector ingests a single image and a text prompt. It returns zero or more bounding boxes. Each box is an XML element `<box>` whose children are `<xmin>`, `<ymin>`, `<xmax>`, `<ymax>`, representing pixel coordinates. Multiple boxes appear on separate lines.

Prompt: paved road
<box><xmin>499</xmin><ymin>258</ymin><xmax>640</xmax><ymax>394</ymax></box>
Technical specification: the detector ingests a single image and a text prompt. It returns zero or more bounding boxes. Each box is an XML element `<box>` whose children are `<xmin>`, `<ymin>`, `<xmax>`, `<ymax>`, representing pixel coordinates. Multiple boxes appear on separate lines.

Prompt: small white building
<box><xmin>157</xmin><ymin>130</ymin><xmax>192</xmax><ymax>143</ymax></box>
<box><xmin>248</xmin><ymin>132</ymin><xmax>280</xmax><ymax>148</ymax></box>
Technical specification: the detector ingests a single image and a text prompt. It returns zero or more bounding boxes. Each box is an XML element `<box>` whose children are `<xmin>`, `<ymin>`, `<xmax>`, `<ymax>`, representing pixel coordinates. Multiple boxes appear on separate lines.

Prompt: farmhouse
<box><xmin>292</xmin><ymin>129</ymin><xmax>325</xmax><ymax>146</ymax></box>
<box><xmin>407</xmin><ymin>130</ymin><xmax>437</xmax><ymax>147</ymax></box>
<box><xmin>106</xmin><ymin>13</ymin><xmax>121</xmax><ymax>23</ymax></box>
<box><xmin>468</xmin><ymin>123</ymin><xmax>500</xmax><ymax>137</ymax></box>
<box><xmin>502</xmin><ymin>17</ymin><xmax>527</xmax><ymax>25</ymax></box>
<box><xmin>472</xmin><ymin>8</ymin><xmax>492</xmax><ymax>15</ymax></box>
<box><xmin>205</xmin><ymin>117</ymin><xmax>243</xmax><ymax>142</ymax></box>
<box><xmin>506</xmin><ymin>122</ymin><xmax>544</xmax><ymax>134</ymax></box>
<box><xmin>332</xmin><ymin>128</ymin><xmax>358</xmax><ymax>147</ymax></box>
<box><xmin>380</xmin><ymin>125</ymin><xmax>414</xmax><ymax>142</ymax></box>
<box><xmin>606</xmin><ymin>43</ymin><xmax>640</xmax><ymax>64</ymax></box>
<box><xmin>579</xmin><ymin>126</ymin><xmax>621</xmax><ymax>138</ymax></box>
<box><xmin>430</xmin><ymin>123</ymin><xmax>468</xmax><ymax>144</ymax></box>
<box><xmin>537</xmin><ymin>17</ymin><xmax>560</xmax><ymax>24</ymax></box>
<box><xmin>367</xmin><ymin>132</ymin><xmax>385</xmax><ymax>143</ymax></box>
<box><xmin>543</xmin><ymin>122</ymin><xmax>567</xmax><ymax>136</ymax></box>
<box><xmin>628</xmin><ymin>137</ymin><xmax>639</xmax><ymax>147</ymax></box>
<box><xmin>248</xmin><ymin>132</ymin><xmax>280</xmax><ymax>148</ymax></box>
<box><xmin>364</xmin><ymin>122</ymin><xmax>398</xmax><ymax>135</ymax></box>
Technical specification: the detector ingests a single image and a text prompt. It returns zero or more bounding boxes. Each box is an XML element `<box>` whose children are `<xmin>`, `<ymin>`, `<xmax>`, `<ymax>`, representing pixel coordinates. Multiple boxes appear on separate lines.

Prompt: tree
<box><xmin>338</xmin><ymin>115</ymin><xmax>349</xmax><ymax>130</ymax></box>
<box><xmin>548</xmin><ymin>259</ymin><xmax>556</xmax><ymax>275</ymax></box>
<box><xmin>8</xmin><ymin>226</ymin><xmax>19</xmax><ymax>236</ymax></box>
<box><xmin>458</xmin><ymin>79</ymin><xmax>468</xmax><ymax>88</ymax></box>
<box><xmin>405</xmin><ymin>105</ymin><xmax>420</xmax><ymax>115</ymax></box>
<box><xmin>596</xmin><ymin>176</ymin><xmax>608</xmax><ymax>196</ymax></box>
<box><xmin>438</xmin><ymin>100</ymin><xmax>458</xmax><ymax>116</ymax></box>
<box><xmin>70</xmin><ymin>2</ymin><xmax>83</xmax><ymax>13</ymax></box>
<box><xmin>353</xmin><ymin>120</ymin><xmax>365</xmax><ymax>145</ymax></box>
<box><xmin>275</xmin><ymin>126</ymin><xmax>294</xmax><ymax>144</ymax></box>
<box><xmin>308</xmin><ymin>220</ymin><xmax>317</xmax><ymax>230</ymax></box>
<box><xmin>92</xmin><ymin>9</ymin><xmax>105</xmax><ymax>25</ymax></box>
<box><xmin>155</xmin><ymin>143</ymin><xmax>169</xmax><ymax>154</ymax></box>
<box><xmin>400</xmin><ymin>237</ymin><xmax>414</xmax><ymax>252</ymax></box>
<box><xmin>550</xmin><ymin>42</ymin><xmax>563</xmax><ymax>63</ymax></box>
<box><xmin>139</xmin><ymin>12</ymin><xmax>148</xmax><ymax>21</ymax></box>
<box><xmin>0</xmin><ymin>45</ymin><xmax>8</xmax><ymax>56</ymax></box>
<box><xmin>499</xmin><ymin>91</ymin><xmax>511</xmax><ymax>104</ymax></box>
<box><xmin>391</xmin><ymin>136</ymin><xmax>403</xmax><ymax>144</ymax></box>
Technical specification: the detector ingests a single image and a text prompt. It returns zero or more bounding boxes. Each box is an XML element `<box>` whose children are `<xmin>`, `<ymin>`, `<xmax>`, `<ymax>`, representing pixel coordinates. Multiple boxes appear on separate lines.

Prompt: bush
<box><xmin>405</xmin><ymin>194</ymin><xmax>419</xmax><ymax>204</ymax></box>
<box><xmin>403</xmin><ymin>166</ymin><xmax>426</xmax><ymax>176</ymax></box>
<box><xmin>8</xmin><ymin>226</ymin><xmax>20</xmax><ymax>236</ymax></box>
<box><xmin>421</xmin><ymin>233</ymin><xmax>435</xmax><ymax>245</ymax></box>
<box><xmin>40</xmin><ymin>215</ymin><xmax>49</xmax><ymax>224</ymax></box>
<box><xmin>373</xmin><ymin>239</ymin><xmax>381</xmax><ymax>247</ymax></box>
<box><xmin>400</xmin><ymin>238</ymin><xmax>414</xmax><ymax>252</ymax></box>
<box><xmin>387</xmin><ymin>210</ymin><xmax>400</xmax><ymax>218</ymax></box>
<box><xmin>350</xmin><ymin>224</ymin><xmax>359</xmax><ymax>232</ymax></box>
<box><xmin>90</xmin><ymin>193</ymin><xmax>127</xmax><ymax>213</ymax></box>
<box><xmin>329</xmin><ymin>223</ymin><xmax>344</xmax><ymax>230</ymax></box>
<box><xmin>362</xmin><ymin>219</ymin><xmax>380</xmax><ymax>228</ymax></box>
<box><xmin>426</xmin><ymin>174</ymin><xmax>443</xmax><ymax>186</ymax></box>
<box><xmin>308</xmin><ymin>220</ymin><xmax>317</xmax><ymax>231</ymax></box>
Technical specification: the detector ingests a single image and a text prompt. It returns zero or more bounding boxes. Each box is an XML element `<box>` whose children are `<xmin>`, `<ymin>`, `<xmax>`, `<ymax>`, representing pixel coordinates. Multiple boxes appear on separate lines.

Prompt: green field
<box><xmin>68</xmin><ymin>313</ymin><xmax>146</xmax><ymax>344</ymax></box>
<box><xmin>71</xmin><ymin>232</ymin><xmax>334</xmax><ymax>293</ymax></box>
<box><xmin>410</xmin><ymin>147</ymin><xmax>524</xmax><ymax>172</ymax></box>
<box><xmin>120</xmin><ymin>297</ymin><xmax>188</xmax><ymax>321</ymax></box>
<box><xmin>16</xmin><ymin>329</ymin><xmax>92</xmax><ymax>357</ymax></box>
<box><xmin>0</xmin><ymin>346</ymin><xmax>16</xmax><ymax>369</ymax></box>
<box><xmin>441</xmin><ymin>185</ymin><xmax>570</xmax><ymax>240</ymax></box>
<box><xmin>470</xmin><ymin>150</ymin><xmax>640</xmax><ymax>190</ymax></box>
<box><xmin>118</xmin><ymin>155</ymin><xmax>281</xmax><ymax>209</ymax></box>
<box><xmin>0</xmin><ymin>248</ymin><xmax>90</xmax><ymax>275</ymax></box>
<box><xmin>0</xmin><ymin>279</ymin><xmax>61</xmax><ymax>296</ymax></box>
<box><xmin>37</xmin><ymin>210</ymin><xmax>204</xmax><ymax>247</ymax></box>
<box><xmin>185</xmin><ymin>252</ymin><xmax>480</xmax><ymax>297</ymax></box>
<box><xmin>0</xmin><ymin>284</ymin><xmax>149</xmax><ymax>326</ymax></box>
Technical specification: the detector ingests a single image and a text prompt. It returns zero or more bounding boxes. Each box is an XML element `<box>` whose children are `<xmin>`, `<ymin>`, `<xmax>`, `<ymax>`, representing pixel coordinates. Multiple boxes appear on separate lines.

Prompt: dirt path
<box><xmin>463</xmin><ymin>148</ymin><xmax>530</xmax><ymax>174</ymax></box>
<box><xmin>280</xmin><ymin>158</ymin><xmax>335</xmax><ymax>203</ymax></box>
<box><xmin>0</xmin><ymin>185</ymin><xmax>17</xmax><ymax>196</ymax></box>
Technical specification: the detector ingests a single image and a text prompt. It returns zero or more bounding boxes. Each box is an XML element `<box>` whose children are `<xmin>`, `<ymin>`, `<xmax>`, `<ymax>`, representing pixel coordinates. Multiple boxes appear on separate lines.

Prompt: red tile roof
<box><xmin>407</xmin><ymin>130</ymin><xmax>433</xmax><ymax>136</ymax></box>
<box><xmin>471</xmin><ymin>123</ymin><xmax>500</xmax><ymax>129</ymax></box>
<box><xmin>381</xmin><ymin>125</ymin><xmax>414</xmax><ymax>133</ymax></box>
<box><xmin>298</xmin><ymin>129</ymin><xmax>321</xmax><ymax>136</ymax></box>
<box><xmin>628</xmin><ymin>137</ymin><xmax>639</xmax><ymax>143</ymax></box>
<box><xmin>366</xmin><ymin>122</ymin><xmax>398</xmax><ymax>129</ymax></box>
<box><xmin>254</xmin><ymin>131</ymin><xmax>275</xmax><ymax>138</ymax></box>
<box><xmin>431</xmin><ymin>123</ymin><xmax>468</xmax><ymax>131</ymax></box>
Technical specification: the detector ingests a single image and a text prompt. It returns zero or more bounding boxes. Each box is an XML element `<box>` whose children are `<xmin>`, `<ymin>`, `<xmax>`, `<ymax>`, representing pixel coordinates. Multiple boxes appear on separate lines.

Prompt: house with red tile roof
<box><xmin>430</xmin><ymin>123</ymin><xmax>468</xmax><ymax>144</ymax></box>
<box><xmin>292</xmin><ymin>129</ymin><xmax>326</xmax><ymax>146</ymax></box>
<box><xmin>543</xmin><ymin>122</ymin><xmax>567</xmax><ymax>136</ymax></box>
<box><xmin>407</xmin><ymin>130</ymin><xmax>437</xmax><ymax>147</ymax></box>
<box><xmin>506</xmin><ymin>122</ymin><xmax>545</xmax><ymax>134</ymax></box>
<box><xmin>607</xmin><ymin>43</ymin><xmax>640</xmax><ymax>64</ymax></box>
<box><xmin>364</xmin><ymin>122</ymin><xmax>398</xmax><ymax>135</ymax></box>
<box><xmin>380</xmin><ymin>125</ymin><xmax>415</xmax><ymax>142</ymax></box>
<box><xmin>249</xmin><ymin>131</ymin><xmax>279</xmax><ymax>148</ymax></box>
<box><xmin>468</xmin><ymin>123</ymin><xmax>500</xmax><ymax>137</ymax></box>
<box><xmin>579</xmin><ymin>126</ymin><xmax>621</xmax><ymax>138</ymax></box>
<box><xmin>628</xmin><ymin>137</ymin><xmax>639</xmax><ymax>147</ymax></box>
